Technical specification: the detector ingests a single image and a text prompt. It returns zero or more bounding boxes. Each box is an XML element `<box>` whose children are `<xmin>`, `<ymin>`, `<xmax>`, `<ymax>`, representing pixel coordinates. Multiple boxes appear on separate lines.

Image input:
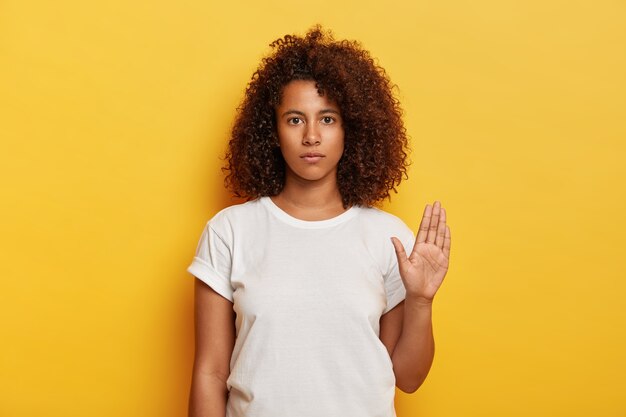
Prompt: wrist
<box><xmin>405</xmin><ymin>294</ymin><xmax>434</xmax><ymax>308</ymax></box>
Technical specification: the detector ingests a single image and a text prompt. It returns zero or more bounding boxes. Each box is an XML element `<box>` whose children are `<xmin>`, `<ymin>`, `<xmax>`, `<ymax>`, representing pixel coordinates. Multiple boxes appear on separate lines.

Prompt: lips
<box><xmin>300</xmin><ymin>152</ymin><xmax>325</xmax><ymax>163</ymax></box>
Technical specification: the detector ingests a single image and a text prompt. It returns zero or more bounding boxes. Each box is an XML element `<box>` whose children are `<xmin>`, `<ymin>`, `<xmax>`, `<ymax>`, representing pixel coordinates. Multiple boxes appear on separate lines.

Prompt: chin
<box><xmin>289</xmin><ymin>171</ymin><xmax>337</xmax><ymax>183</ymax></box>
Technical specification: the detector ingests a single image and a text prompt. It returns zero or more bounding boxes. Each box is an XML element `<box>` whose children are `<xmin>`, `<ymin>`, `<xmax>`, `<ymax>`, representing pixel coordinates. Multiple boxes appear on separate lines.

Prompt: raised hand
<box><xmin>391</xmin><ymin>201</ymin><xmax>451</xmax><ymax>304</ymax></box>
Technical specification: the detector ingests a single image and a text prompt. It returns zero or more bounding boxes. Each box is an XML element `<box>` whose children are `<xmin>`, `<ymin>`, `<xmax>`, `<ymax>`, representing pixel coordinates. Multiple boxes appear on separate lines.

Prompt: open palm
<box><xmin>391</xmin><ymin>201</ymin><xmax>451</xmax><ymax>303</ymax></box>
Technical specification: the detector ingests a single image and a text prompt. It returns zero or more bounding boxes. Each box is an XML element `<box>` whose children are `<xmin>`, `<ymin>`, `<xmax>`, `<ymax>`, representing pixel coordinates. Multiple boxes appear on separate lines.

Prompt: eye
<box><xmin>287</xmin><ymin>117</ymin><xmax>303</xmax><ymax>125</ymax></box>
<box><xmin>321</xmin><ymin>116</ymin><xmax>335</xmax><ymax>124</ymax></box>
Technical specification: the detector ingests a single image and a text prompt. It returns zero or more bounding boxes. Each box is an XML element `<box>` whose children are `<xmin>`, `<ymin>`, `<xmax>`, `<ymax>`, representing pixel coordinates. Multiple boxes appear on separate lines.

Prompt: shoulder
<box><xmin>209</xmin><ymin>198</ymin><xmax>264</xmax><ymax>222</ymax></box>
<box><xmin>355</xmin><ymin>206</ymin><xmax>413</xmax><ymax>236</ymax></box>
<box><xmin>205</xmin><ymin>198</ymin><xmax>267</xmax><ymax>236</ymax></box>
<box><xmin>352</xmin><ymin>206</ymin><xmax>415</xmax><ymax>276</ymax></box>
<box><xmin>351</xmin><ymin>206</ymin><xmax>415</xmax><ymax>252</ymax></box>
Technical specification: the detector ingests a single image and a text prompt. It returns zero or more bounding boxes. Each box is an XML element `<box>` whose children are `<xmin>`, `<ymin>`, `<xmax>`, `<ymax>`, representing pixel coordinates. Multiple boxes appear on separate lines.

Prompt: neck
<box><xmin>271</xmin><ymin>174</ymin><xmax>347</xmax><ymax>221</ymax></box>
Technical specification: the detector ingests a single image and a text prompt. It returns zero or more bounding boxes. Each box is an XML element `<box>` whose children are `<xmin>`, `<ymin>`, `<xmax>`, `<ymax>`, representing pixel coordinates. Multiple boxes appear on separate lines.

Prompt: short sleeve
<box><xmin>186</xmin><ymin>222</ymin><xmax>234</xmax><ymax>302</ymax></box>
<box><xmin>382</xmin><ymin>227</ymin><xmax>415</xmax><ymax>314</ymax></box>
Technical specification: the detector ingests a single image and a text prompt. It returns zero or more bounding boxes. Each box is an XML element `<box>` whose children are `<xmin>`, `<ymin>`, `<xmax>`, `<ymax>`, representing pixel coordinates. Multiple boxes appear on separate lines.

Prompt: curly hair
<box><xmin>223</xmin><ymin>25</ymin><xmax>410</xmax><ymax>208</ymax></box>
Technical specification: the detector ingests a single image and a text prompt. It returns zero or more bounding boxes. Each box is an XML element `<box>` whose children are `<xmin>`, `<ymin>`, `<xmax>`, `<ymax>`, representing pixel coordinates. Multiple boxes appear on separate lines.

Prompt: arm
<box><xmin>382</xmin><ymin>201</ymin><xmax>451</xmax><ymax>393</ymax></box>
<box><xmin>189</xmin><ymin>279</ymin><xmax>236</xmax><ymax>417</ymax></box>
<box><xmin>380</xmin><ymin>298</ymin><xmax>434</xmax><ymax>393</ymax></box>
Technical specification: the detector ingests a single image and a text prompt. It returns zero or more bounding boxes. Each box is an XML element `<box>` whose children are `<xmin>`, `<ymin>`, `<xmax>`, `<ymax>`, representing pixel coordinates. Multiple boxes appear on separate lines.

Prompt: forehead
<box><xmin>278</xmin><ymin>80</ymin><xmax>339</xmax><ymax>110</ymax></box>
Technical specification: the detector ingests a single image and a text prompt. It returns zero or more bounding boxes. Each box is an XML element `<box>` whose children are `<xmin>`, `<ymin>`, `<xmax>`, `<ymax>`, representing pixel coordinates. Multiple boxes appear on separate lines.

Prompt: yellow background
<box><xmin>1</xmin><ymin>0</ymin><xmax>625</xmax><ymax>415</ymax></box>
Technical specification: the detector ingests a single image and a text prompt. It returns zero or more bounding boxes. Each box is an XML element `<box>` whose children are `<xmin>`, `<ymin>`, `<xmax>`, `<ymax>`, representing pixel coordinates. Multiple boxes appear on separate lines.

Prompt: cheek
<box><xmin>276</xmin><ymin>129</ymin><xmax>291</xmax><ymax>152</ymax></box>
<box><xmin>275</xmin><ymin>126</ymin><xmax>285</xmax><ymax>145</ymax></box>
<box><xmin>277</xmin><ymin>138</ymin><xmax>299</xmax><ymax>161</ymax></box>
<box><xmin>335</xmin><ymin>134</ymin><xmax>346</xmax><ymax>155</ymax></box>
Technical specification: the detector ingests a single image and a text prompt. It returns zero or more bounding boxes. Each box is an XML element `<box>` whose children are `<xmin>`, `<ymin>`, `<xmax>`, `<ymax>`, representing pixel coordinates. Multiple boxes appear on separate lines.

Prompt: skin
<box><xmin>189</xmin><ymin>79</ymin><xmax>452</xmax><ymax>416</ymax></box>
<box><xmin>189</xmin><ymin>281</ymin><xmax>235</xmax><ymax>417</ymax></box>
<box><xmin>270</xmin><ymin>80</ymin><xmax>347</xmax><ymax>220</ymax></box>
<box><xmin>386</xmin><ymin>201</ymin><xmax>451</xmax><ymax>392</ymax></box>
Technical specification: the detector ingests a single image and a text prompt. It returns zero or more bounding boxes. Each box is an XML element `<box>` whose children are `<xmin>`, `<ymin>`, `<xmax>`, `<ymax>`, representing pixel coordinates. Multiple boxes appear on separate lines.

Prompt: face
<box><xmin>275</xmin><ymin>79</ymin><xmax>345</xmax><ymax>186</ymax></box>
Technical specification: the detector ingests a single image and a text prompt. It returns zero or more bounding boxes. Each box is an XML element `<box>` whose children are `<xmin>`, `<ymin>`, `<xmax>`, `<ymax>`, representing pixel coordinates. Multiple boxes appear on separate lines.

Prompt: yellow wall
<box><xmin>1</xmin><ymin>0</ymin><xmax>625</xmax><ymax>415</ymax></box>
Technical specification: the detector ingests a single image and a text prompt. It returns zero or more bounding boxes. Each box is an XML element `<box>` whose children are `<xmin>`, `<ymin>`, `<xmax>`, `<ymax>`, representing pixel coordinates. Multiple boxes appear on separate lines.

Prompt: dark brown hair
<box><xmin>223</xmin><ymin>25</ymin><xmax>410</xmax><ymax>207</ymax></box>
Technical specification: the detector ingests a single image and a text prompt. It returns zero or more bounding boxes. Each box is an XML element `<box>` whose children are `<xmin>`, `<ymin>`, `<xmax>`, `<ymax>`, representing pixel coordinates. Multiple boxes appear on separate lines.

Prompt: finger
<box><xmin>426</xmin><ymin>201</ymin><xmax>441</xmax><ymax>244</ymax></box>
<box><xmin>416</xmin><ymin>204</ymin><xmax>432</xmax><ymax>244</ymax></box>
<box><xmin>391</xmin><ymin>237</ymin><xmax>408</xmax><ymax>263</ymax></box>
<box><xmin>435</xmin><ymin>207</ymin><xmax>446</xmax><ymax>249</ymax></box>
<box><xmin>443</xmin><ymin>225</ymin><xmax>451</xmax><ymax>259</ymax></box>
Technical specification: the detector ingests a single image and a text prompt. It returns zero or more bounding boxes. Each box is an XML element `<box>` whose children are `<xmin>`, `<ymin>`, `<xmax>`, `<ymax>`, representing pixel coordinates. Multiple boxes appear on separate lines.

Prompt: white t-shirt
<box><xmin>187</xmin><ymin>197</ymin><xmax>415</xmax><ymax>417</ymax></box>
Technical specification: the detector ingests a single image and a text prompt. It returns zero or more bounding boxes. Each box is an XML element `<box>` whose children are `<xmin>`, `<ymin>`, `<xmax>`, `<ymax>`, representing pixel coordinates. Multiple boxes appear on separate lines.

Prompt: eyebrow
<box><xmin>280</xmin><ymin>109</ymin><xmax>341</xmax><ymax>117</ymax></box>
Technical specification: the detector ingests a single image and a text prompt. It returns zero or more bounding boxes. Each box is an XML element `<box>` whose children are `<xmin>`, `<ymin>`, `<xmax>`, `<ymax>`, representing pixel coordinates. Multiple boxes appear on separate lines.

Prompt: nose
<box><xmin>302</xmin><ymin>123</ymin><xmax>321</xmax><ymax>146</ymax></box>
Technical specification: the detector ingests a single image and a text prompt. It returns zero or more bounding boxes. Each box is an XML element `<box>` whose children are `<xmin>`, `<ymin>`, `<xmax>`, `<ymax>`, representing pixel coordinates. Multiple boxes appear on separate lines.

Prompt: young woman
<box><xmin>187</xmin><ymin>26</ymin><xmax>451</xmax><ymax>417</ymax></box>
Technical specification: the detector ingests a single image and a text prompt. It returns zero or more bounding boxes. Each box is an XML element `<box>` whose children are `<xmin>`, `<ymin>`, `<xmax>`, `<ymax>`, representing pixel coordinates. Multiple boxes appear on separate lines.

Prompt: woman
<box><xmin>187</xmin><ymin>26</ymin><xmax>451</xmax><ymax>417</ymax></box>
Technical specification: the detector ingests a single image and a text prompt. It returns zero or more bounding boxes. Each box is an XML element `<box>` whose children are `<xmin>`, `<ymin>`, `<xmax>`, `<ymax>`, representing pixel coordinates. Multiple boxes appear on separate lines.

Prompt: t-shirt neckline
<box><xmin>260</xmin><ymin>196</ymin><xmax>359</xmax><ymax>229</ymax></box>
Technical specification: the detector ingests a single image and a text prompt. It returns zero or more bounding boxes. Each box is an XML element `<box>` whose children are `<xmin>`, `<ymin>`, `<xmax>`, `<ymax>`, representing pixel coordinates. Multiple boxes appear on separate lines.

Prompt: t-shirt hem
<box><xmin>383</xmin><ymin>287</ymin><xmax>407</xmax><ymax>314</ymax></box>
<box><xmin>187</xmin><ymin>257</ymin><xmax>234</xmax><ymax>302</ymax></box>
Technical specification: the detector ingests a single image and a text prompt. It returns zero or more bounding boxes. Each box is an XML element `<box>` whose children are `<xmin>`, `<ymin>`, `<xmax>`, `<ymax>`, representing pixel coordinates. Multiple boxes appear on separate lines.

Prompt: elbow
<box><xmin>396</xmin><ymin>374</ymin><xmax>427</xmax><ymax>394</ymax></box>
<box><xmin>399</xmin><ymin>385</ymin><xmax>419</xmax><ymax>394</ymax></box>
<box><xmin>397</xmin><ymin>382</ymin><xmax>421</xmax><ymax>394</ymax></box>
<box><xmin>390</xmin><ymin>348</ymin><xmax>435</xmax><ymax>394</ymax></box>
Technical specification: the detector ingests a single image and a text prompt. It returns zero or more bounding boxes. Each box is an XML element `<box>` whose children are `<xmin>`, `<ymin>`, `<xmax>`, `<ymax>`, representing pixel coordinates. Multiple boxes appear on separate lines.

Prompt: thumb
<box><xmin>390</xmin><ymin>237</ymin><xmax>408</xmax><ymax>264</ymax></box>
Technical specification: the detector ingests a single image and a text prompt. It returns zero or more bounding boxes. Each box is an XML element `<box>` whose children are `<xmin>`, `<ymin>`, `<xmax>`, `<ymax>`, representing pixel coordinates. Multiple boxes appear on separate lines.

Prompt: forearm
<box><xmin>188</xmin><ymin>368</ymin><xmax>229</xmax><ymax>417</ymax></box>
<box><xmin>390</xmin><ymin>296</ymin><xmax>435</xmax><ymax>393</ymax></box>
